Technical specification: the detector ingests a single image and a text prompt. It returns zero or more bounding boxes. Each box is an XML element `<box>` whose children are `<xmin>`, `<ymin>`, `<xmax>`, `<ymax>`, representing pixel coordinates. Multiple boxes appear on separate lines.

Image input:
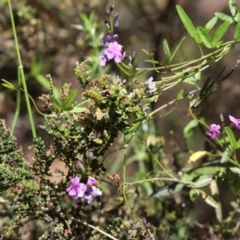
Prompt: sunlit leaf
<box><xmin>215</xmin><ymin>12</ymin><xmax>233</xmax><ymax>23</ymax></box>
<box><xmin>229</xmin><ymin>167</ymin><xmax>240</xmax><ymax>176</ymax></box>
<box><xmin>1</xmin><ymin>79</ymin><xmax>15</xmax><ymax>90</ymax></box>
<box><xmin>234</xmin><ymin>20</ymin><xmax>240</xmax><ymax>40</ymax></box>
<box><xmin>212</xmin><ymin>21</ymin><xmax>231</xmax><ymax>47</ymax></box>
<box><xmin>229</xmin><ymin>0</ymin><xmax>237</xmax><ymax>17</ymax></box>
<box><xmin>197</xmin><ymin>27</ymin><xmax>212</xmax><ymax>48</ymax></box>
<box><xmin>188</xmin><ymin>151</ymin><xmax>208</xmax><ymax>164</ymax></box>
<box><xmin>176</xmin><ymin>5</ymin><xmax>200</xmax><ymax>42</ymax></box>
<box><xmin>196</xmin><ymin>189</ymin><xmax>219</xmax><ymax>208</ymax></box>
<box><xmin>204</xmin><ymin>16</ymin><xmax>218</xmax><ymax>32</ymax></box>
<box><xmin>193</xmin><ymin>176</ymin><xmax>213</xmax><ymax>188</ymax></box>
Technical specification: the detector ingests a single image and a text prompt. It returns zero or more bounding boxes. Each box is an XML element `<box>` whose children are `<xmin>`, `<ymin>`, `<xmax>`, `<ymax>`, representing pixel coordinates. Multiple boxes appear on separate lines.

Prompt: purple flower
<box><xmin>87</xmin><ymin>176</ymin><xmax>98</xmax><ymax>185</ymax></box>
<box><xmin>145</xmin><ymin>77</ymin><xmax>156</xmax><ymax>94</ymax></box>
<box><xmin>76</xmin><ymin>161</ymin><xmax>84</xmax><ymax>170</ymax></box>
<box><xmin>66</xmin><ymin>177</ymin><xmax>86</xmax><ymax>197</ymax></box>
<box><xmin>105</xmin><ymin>41</ymin><xmax>124</xmax><ymax>63</ymax></box>
<box><xmin>229</xmin><ymin>115</ymin><xmax>240</xmax><ymax>129</ymax></box>
<box><xmin>66</xmin><ymin>176</ymin><xmax>102</xmax><ymax>204</ymax></box>
<box><xmin>114</xmin><ymin>21</ymin><xmax>119</xmax><ymax>28</ymax></box>
<box><xmin>142</xmin><ymin>218</ymin><xmax>151</xmax><ymax>228</ymax></box>
<box><xmin>208</xmin><ymin>124</ymin><xmax>221</xmax><ymax>139</ymax></box>
<box><xmin>99</xmin><ymin>38</ymin><xmax>124</xmax><ymax>66</ymax></box>
<box><xmin>84</xmin><ymin>185</ymin><xmax>102</xmax><ymax>204</ymax></box>
<box><xmin>99</xmin><ymin>53</ymin><xmax>107</xmax><ymax>67</ymax></box>
<box><xmin>101</xmin><ymin>34</ymin><xmax>118</xmax><ymax>46</ymax></box>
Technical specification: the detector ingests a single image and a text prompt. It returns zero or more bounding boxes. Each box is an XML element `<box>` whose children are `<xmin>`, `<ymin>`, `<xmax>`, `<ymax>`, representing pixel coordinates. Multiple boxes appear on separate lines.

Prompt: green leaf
<box><xmin>163</xmin><ymin>39</ymin><xmax>171</xmax><ymax>63</ymax></box>
<box><xmin>225</xmin><ymin>127</ymin><xmax>237</xmax><ymax>149</ymax></box>
<box><xmin>134</xmin><ymin>69</ymin><xmax>148</xmax><ymax>78</ymax></box>
<box><xmin>142</xmin><ymin>49</ymin><xmax>151</xmax><ymax>55</ymax></box>
<box><xmin>197</xmin><ymin>190</ymin><xmax>219</xmax><ymax>208</ymax></box>
<box><xmin>1</xmin><ymin>79</ymin><xmax>15</xmax><ymax>90</ymax></box>
<box><xmin>176</xmin><ymin>5</ymin><xmax>199</xmax><ymax>42</ymax></box>
<box><xmin>176</xmin><ymin>89</ymin><xmax>184</xmax><ymax>100</ymax></box>
<box><xmin>229</xmin><ymin>0</ymin><xmax>237</xmax><ymax>17</ymax></box>
<box><xmin>193</xmin><ymin>176</ymin><xmax>213</xmax><ymax>188</ymax></box>
<box><xmin>234</xmin><ymin>20</ymin><xmax>240</xmax><ymax>40</ymax></box>
<box><xmin>197</xmin><ymin>27</ymin><xmax>212</xmax><ymax>48</ymax></box>
<box><xmin>183</xmin><ymin>119</ymin><xmax>198</xmax><ymax>138</ymax></box>
<box><xmin>123</xmin><ymin>122</ymin><xmax>141</xmax><ymax>135</ymax></box>
<box><xmin>183</xmin><ymin>70</ymin><xmax>201</xmax><ymax>85</ymax></box>
<box><xmin>204</xmin><ymin>16</ymin><xmax>218</xmax><ymax>32</ymax></box>
<box><xmin>194</xmin><ymin>166</ymin><xmax>226</xmax><ymax>176</ymax></box>
<box><xmin>229</xmin><ymin>167</ymin><xmax>240</xmax><ymax>175</ymax></box>
<box><xmin>220</xmin><ymin>149</ymin><xmax>229</xmax><ymax>163</ymax></box>
<box><xmin>212</xmin><ymin>21</ymin><xmax>231</xmax><ymax>47</ymax></box>
<box><xmin>189</xmin><ymin>98</ymin><xmax>201</xmax><ymax>108</ymax></box>
<box><xmin>53</xmin><ymin>98</ymin><xmax>62</xmax><ymax>110</ymax></box>
<box><xmin>153</xmin><ymin>183</ymin><xmax>185</xmax><ymax>198</ymax></box>
<box><xmin>65</xmin><ymin>106</ymin><xmax>86</xmax><ymax>113</ymax></box>
<box><xmin>62</xmin><ymin>89</ymin><xmax>78</xmax><ymax>110</ymax></box>
<box><xmin>215</xmin><ymin>12</ymin><xmax>233</xmax><ymax>23</ymax></box>
<box><xmin>170</xmin><ymin>37</ymin><xmax>185</xmax><ymax>62</ymax></box>
<box><xmin>189</xmin><ymin>189</ymin><xmax>197</xmax><ymax>202</ymax></box>
<box><xmin>236</xmin><ymin>138</ymin><xmax>240</xmax><ymax>149</ymax></box>
<box><xmin>144</xmin><ymin>60</ymin><xmax>160</xmax><ymax>64</ymax></box>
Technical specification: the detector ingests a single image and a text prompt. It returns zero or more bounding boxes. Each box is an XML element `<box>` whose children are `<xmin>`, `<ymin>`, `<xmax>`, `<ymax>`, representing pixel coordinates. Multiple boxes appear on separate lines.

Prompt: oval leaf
<box><xmin>183</xmin><ymin>119</ymin><xmax>198</xmax><ymax>138</ymax></box>
<box><xmin>197</xmin><ymin>27</ymin><xmax>212</xmax><ymax>48</ymax></box>
<box><xmin>204</xmin><ymin>16</ymin><xmax>218</xmax><ymax>32</ymax></box>
<box><xmin>212</xmin><ymin>21</ymin><xmax>231</xmax><ymax>47</ymax></box>
<box><xmin>188</xmin><ymin>151</ymin><xmax>208</xmax><ymax>164</ymax></box>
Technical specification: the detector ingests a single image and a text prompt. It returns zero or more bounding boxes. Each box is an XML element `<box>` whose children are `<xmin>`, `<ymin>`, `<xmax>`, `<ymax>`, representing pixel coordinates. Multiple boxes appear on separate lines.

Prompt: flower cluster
<box><xmin>208</xmin><ymin>124</ymin><xmax>221</xmax><ymax>139</ymax></box>
<box><xmin>99</xmin><ymin>35</ymin><xmax>124</xmax><ymax>66</ymax></box>
<box><xmin>66</xmin><ymin>176</ymin><xmax>102</xmax><ymax>204</ymax></box>
<box><xmin>208</xmin><ymin>115</ymin><xmax>240</xmax><ymax>139</ymax></box>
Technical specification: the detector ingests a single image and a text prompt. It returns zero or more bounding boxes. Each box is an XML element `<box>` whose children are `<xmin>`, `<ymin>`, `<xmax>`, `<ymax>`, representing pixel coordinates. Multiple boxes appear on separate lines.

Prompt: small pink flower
<box><xmin>87</xmin><ymin>176</ymin><xmax>98</xmax><ymax>186</ymax></box>
<box><xmin>105</xmin><ymin>41</ymin><xmax>124</xmax><ymax>63</ymax></box>
<box><xmin>208</xmin><ymin>124</ymin><xmax>221</xmax><ymax>139</ymax></box>
<box><xmin>229</xmin><ymin>115</ymin><xmax>240</xmax><ymax>129</ymax></box>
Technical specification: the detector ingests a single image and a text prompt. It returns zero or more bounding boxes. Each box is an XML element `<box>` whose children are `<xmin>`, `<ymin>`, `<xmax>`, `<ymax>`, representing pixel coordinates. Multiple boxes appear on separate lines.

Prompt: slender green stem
<box><xmin>11</xmin><ymin>68</ymin><xmax>21</xmax><ymax>131</ymax></box>
<box><xmin>8</xmin><ymin>0</ymin><xmax>36</xmax><ymax>138</ymax></box>
<box><xmin>122</xmin><ymin>136</ymin><xmax>128</xmax><ymax>204</ymax></box>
